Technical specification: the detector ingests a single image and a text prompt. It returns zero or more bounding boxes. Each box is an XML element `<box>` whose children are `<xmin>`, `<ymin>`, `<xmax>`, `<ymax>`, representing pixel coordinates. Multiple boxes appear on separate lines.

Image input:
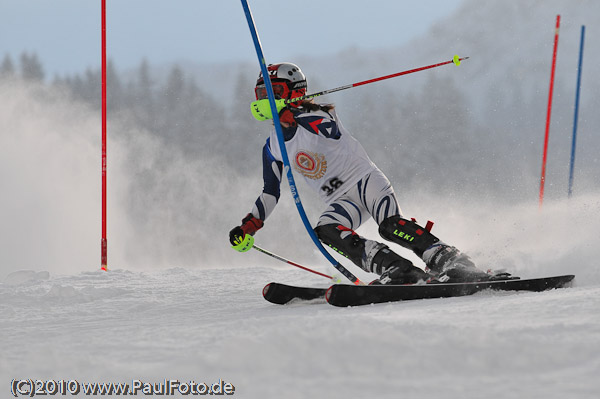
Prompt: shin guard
<box><xmin>378</xmin><ymin>216</ymin><xmax>439</xmax><ymax>257</ymax></box>
<box><xmin>314</xmin><ymin>224</ymin><xmax>367</xmax><ymax>270</ymax></box>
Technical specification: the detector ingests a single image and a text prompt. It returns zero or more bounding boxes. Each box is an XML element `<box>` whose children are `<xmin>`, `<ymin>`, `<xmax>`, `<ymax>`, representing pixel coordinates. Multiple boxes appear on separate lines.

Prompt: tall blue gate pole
<box><xmin>568</xmin><ymin>25</ymin><xmax>585</xmax><ymax>198</ymax></box>
<box><xmin>239</xmin><ymin>0</ymin><xmax>362</xmax><ymax>284</ymax></box>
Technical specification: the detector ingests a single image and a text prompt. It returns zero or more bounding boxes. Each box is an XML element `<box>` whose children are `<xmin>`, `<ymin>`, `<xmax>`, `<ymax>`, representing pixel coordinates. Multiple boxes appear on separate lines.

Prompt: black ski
<box><xmin>262</xmin><ymin>282</ymin><xmax>327</xmax><ymax>305</ymax></box>
<box><xmin>325</xmin><ymin>275</ymin><xmax>575</xmax><ymax>307</ymax></box>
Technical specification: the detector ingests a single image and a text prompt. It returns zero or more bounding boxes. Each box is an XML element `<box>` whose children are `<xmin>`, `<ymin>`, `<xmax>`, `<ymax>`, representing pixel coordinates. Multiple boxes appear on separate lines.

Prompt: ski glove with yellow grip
<box><xmin>229</xmin><ymin>213</ymin><xmax>264</xmax><ymax>252</ymax></box>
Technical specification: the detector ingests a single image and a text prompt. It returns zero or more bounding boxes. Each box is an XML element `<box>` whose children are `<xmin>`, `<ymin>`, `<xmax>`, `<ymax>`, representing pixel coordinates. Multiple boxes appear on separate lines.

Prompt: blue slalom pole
<box><xmin>239</xmin><ymin>0</ymin><xmax>363</xmax><ymax>285</ymax></box>
<box><xmin>568</xmin><ymin>25</ymin><xmax>585</xmax><ymax>198</ymax></box>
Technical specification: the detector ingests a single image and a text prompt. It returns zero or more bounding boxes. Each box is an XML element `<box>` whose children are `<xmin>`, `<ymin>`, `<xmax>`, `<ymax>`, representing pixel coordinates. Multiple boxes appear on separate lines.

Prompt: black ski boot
<box><xmin>423</xmin><ymin>243</ymin><xmax>491</xmax><ymax>283</ymax></box>
<box><xmin>314</xmin><ymin>223</ymin><xmax>431</xmax><ymax>285</ymax></box>
<box><xmin>378</xmin><ymin>215</ymin><xmax>517</xmax><ymax>283</ymax></box>
<box><xmin>369</xmin><ymin>246</ymin><xmax>431</xmax><ymax>285</ymax></box>
<box><xmin>372</xmin><ymin>262</ymin><xmax>431</xmax><ymax>285</ymax></box>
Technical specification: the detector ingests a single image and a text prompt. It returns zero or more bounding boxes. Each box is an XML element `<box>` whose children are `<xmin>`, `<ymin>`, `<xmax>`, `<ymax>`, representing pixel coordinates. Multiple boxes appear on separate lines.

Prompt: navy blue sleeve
<box><xmin>262</xmin><ymin>139</ymin><xmax>283</xmax><ymax>197</ymax></box>
<box><xmin>250</xmin><ymin>139</ymin><xmax>283</xmax><ymax>221</ymax></box>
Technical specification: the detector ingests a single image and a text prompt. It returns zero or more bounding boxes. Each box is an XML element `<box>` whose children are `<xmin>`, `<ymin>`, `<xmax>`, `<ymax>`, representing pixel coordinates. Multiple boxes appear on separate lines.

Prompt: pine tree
<box><xmin>20</xmin><ymin>52</ymin><xmax>44</xmax><ymax>81</ymax></box>
<box><xmin>1</xmin><ymin>54</ymin><xmax>16</xmax><ymax>79</ymax></box>
<box><xmin>226</xmin><ymin>71</ymin><xmax>263</xmax><ymax>171</ymax></box>
<box><xmin>131</xmin><ymin>58</ymin><xmax>156</xmax><ymax>132</ymax></box>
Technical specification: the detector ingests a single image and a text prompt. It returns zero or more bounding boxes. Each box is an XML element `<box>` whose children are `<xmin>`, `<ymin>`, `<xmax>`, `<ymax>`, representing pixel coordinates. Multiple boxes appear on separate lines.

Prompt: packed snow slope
<box><xmin>2</xmin><ymin>265</ymin><xmax>599</xmax><ymax>399</ymax></box>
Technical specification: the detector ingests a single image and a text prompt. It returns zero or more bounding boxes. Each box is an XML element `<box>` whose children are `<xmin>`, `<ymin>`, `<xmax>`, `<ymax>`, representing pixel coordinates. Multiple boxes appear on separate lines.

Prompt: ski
<box><xmin>262</xmin><ymin>282</ymin><xmax>328</xmax><ymax>305</ymax></box>
<box><xmin>325</xmin><ymin>275</ymin><xmax>575</xmax><ymax>307</ymax></box>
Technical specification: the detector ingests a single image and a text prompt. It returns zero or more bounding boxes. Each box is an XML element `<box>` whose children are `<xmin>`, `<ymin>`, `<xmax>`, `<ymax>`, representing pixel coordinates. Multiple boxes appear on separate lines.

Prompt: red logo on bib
<box><xmin>294</xmin><ymin>151</ymin><xmax>327</xmax><ymax>179</ymax></box>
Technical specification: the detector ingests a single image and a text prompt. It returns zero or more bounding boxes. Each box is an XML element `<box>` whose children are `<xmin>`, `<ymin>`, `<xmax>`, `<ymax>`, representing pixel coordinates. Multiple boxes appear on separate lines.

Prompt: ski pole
<box><xmin>253</xmin><ymin>244</ymin><xmax>336</xmax><ymax>281</ymax></box>
<box><xmin>251</xmin><ymin>55</ymin><xmax>469</xmax><ymax>120</ymax></box>
<box><xmin>292</xmin><ymin>55</ymin><xmax>468</xmax><ymax>104</ymax></box>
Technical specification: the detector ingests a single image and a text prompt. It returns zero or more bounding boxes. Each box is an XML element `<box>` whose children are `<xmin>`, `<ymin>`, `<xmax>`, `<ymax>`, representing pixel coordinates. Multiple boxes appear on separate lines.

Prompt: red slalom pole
<box><xmin>101</xmin><ymin>0</ymin><xmax>108</xmax><ymax>271</ymax></box>
<box><xmin>539</xmin><ymin>15</ymin><xmax>560</xmax><ymax>208</ymax></box>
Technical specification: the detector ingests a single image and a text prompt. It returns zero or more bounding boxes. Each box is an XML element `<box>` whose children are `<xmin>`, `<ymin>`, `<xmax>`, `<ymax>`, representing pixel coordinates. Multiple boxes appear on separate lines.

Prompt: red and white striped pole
<box><xmin>101</xmin><ymin>0</ymin><xmax>108</xmax><ymax>271</ymax></box>
<box><xmin>252</xmin><ymin>245</ymin><xmax>333</xmax><ymax>280</ymax></box>
<box><xmin>539</xmin><ymin>15</ymin><xmax>560</xmax><ymax>208</ymax></box>
<box><xmin>288</xmin><ymin>55</ymin><xmax>468</xmax><ymax>105</ymax></box>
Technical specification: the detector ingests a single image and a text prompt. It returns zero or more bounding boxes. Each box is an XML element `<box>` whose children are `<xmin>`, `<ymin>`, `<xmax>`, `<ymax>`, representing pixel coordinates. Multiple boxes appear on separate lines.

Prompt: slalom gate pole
<box><xmin>253</xmin><ymin>244</ymin><xmax>334</xmax><ymax>280</ymax></box>
<box><xmin>240</xmin><ymin>0</ymin><xmax>363</xmax><ymax>285</ymax></box>
<box><xmin>568</xmin><ymin>25</ymin><xmax>585</xmax><ymax>198</ymax></box>
<box><xmin>286</xmin><ymin>55</ymin><xmax>468</xmax><ymax>105</ymax></box>
<box><xmin>539</xmin><ymin>15</ymin><xmax>560</xmax><ymax>209</ymax></box>
<box><xmin>101</xmin><ymin>0</ymin><xmax>108</xmax><ymax>271</ymax></box>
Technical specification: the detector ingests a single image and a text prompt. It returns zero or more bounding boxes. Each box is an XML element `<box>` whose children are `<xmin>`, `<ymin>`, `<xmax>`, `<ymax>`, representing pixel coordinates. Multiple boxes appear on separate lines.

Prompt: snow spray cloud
<box><xmin>0</xmin><ymin>78</ymin><xmax>310</xmax><ymax>276</ymax></box>
<box><xmin>357</xmin><ymin>189</ymin><xmax>600</xmax><ymax>286</ymax></box>
<box><xmin>4</xmin><ymin>78</ymin><xmax>595</xmax><ymax>281</ymax></box>
<box><xmin>0</xmin><ymin>79</ymin><xmax>127</xmax><ymax>275</ymax></box>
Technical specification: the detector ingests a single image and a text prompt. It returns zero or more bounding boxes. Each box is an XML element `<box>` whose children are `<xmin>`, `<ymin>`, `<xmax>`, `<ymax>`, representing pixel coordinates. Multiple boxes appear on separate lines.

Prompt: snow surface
<box><xmin>2</xmin><ymin>264</ymin><xmax>599</xmax><ymax>399</ymax></box>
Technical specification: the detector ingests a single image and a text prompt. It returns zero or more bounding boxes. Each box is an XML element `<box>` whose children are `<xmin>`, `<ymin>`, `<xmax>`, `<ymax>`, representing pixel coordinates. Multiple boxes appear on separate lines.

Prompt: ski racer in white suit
<box><xmin>229</xmin><ymin>62</ymin><xmax>493</xmax><ymax>284</ymax></box>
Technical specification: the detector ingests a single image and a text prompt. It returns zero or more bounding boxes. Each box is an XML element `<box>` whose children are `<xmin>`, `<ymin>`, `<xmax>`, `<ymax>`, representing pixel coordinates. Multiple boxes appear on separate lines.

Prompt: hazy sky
<box><xmin>1</xmin><ymin>0</ymin><xmax>463</xmax><ymax>77</ymax></box>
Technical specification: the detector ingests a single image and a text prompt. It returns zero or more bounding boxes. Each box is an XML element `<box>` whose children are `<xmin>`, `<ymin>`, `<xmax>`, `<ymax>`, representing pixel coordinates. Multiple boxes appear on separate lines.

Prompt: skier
<box><xmin>229</xmin><ymin>62</ymin><xmax>495</xmax><ymax>284</ymax></box>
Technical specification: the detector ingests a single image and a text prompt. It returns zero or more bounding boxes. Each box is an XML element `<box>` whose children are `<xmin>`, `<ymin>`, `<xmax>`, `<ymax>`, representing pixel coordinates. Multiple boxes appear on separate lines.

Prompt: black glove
<box><xmin>229</xmin><ymin>226</ymin><xmax>244</xmax><ymax>246</ymax></box>
<box><xmin>229</xmin><ymin>213</ymin><xmax>264</xmax><ymax>245</ymax></box>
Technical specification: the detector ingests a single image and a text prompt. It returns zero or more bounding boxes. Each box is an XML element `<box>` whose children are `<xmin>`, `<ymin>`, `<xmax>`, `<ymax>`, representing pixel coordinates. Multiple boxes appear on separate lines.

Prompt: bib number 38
<box><xmin>321</xmin><ymin>177</ymin><xmax>344</xmax><ymax>196</ymax></box>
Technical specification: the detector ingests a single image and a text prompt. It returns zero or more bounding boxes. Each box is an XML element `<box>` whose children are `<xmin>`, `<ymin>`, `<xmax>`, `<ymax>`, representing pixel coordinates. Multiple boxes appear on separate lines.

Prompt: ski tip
<box><xmin>325</xmin><ymin>285</ymin><xmax>334</xmax><ymax>303</ymax></box>
<box><xmin>262</xmin><ymin>283</ymin><xmax>272</xmax><ymax>298</ymax></box>
<box><xmin>560</xmin><ymin>274</ymin><xmax>576</xmax><ymax>288</ymax></box>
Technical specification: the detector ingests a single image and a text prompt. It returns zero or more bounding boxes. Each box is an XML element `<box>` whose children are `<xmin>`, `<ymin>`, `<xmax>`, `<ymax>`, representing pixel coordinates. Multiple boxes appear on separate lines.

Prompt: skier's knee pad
<box><xmin>314</xmin><ymin>224</ymin><xmax>365</xmax><ymax>268</ymax></box>
<box><xmin>379</xmin><ymin>216</ymin><xmax>439</xmax><ymax>257</ymax></box>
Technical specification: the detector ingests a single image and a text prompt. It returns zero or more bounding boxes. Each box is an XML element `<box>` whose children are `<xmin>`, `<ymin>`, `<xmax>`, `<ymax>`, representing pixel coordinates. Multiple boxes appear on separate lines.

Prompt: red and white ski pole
<box><xmin>251</xmin><ymin>55</ymin><xmax>469</xmax><ymax>121</ymax></box>
<box><xmin>290</xmin><ymin>55</ymin><xmax>468</xmax><ymax>104</ymax></box>
<box><xmin>253</xmin><ymin>244</ymin><xmax>340</xmax><ymax>282</ymax></box>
